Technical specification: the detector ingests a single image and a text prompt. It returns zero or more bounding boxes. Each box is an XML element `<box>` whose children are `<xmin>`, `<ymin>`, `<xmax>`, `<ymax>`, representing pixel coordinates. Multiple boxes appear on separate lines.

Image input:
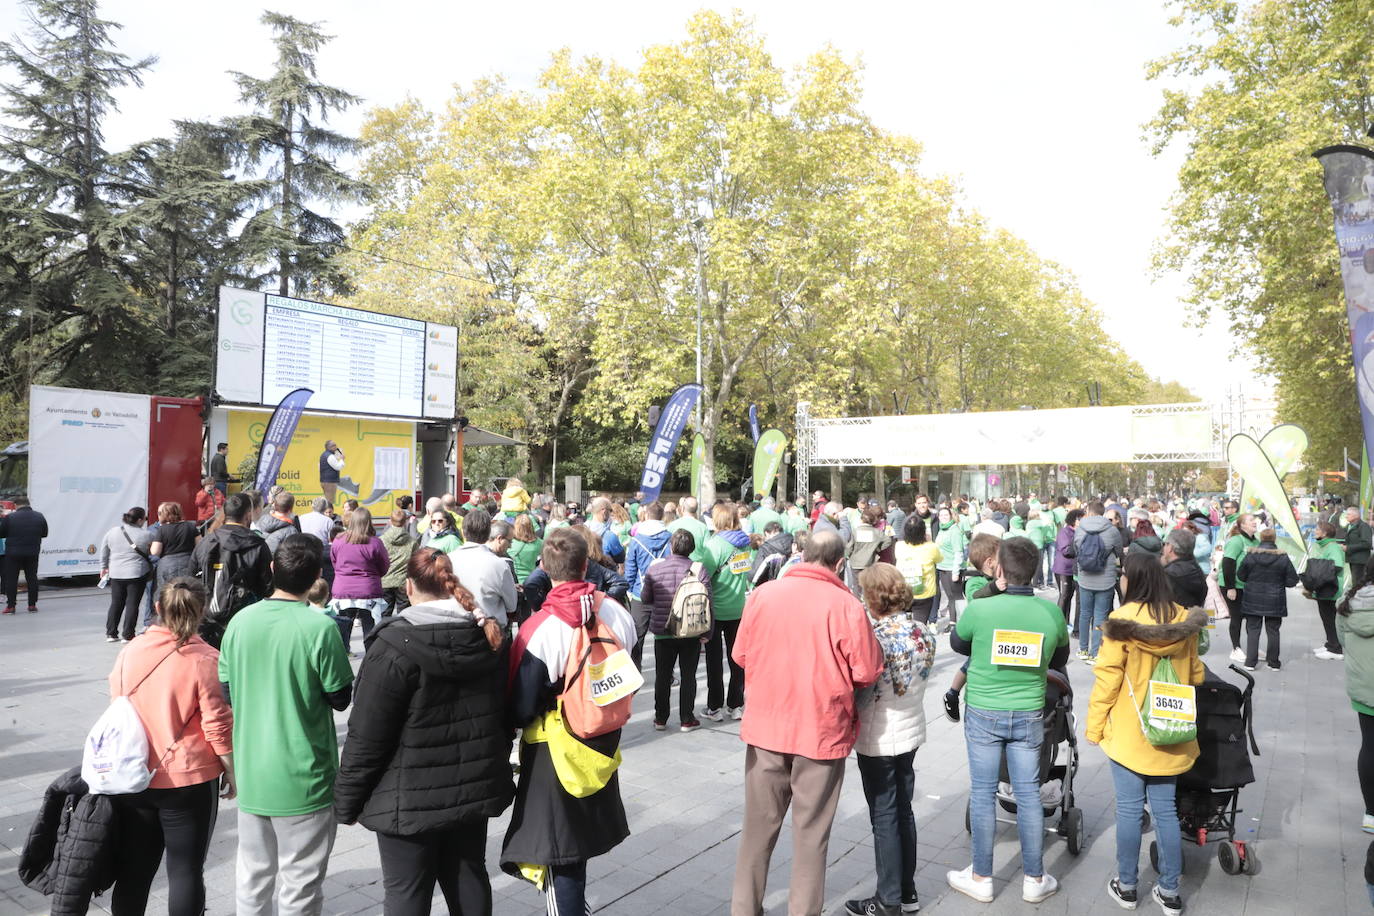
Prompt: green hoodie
<box><xmin>936</xmin><ymin>520</ymin><xmax>967</xmax><ymax>571</ymax></box>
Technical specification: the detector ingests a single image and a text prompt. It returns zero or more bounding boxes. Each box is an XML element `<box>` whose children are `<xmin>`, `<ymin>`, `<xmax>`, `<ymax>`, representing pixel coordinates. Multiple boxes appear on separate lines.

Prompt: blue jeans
<box><xmin>1036</xmin><ymin>544</ymin><xmax>1054</xmax><ymax>587</ymax></box>
<box><xmin>965</xmin><ymin>707</ymin><xmax>1044</xmax><ymax>878</ymax></box>
<box><xmin>856</xmin><ymin>751</ymin><xmax>917</xmax><ymax>906</ymax></box>
<box><xmin>1109</xmin><ymin>760</ymin><xmax>1182</xmax><ymax>894</ymax></box>
<box><xmin>1079</xmin><ymin>587</ymin><xmax>1115</xmax><ymax>655</ymax></box>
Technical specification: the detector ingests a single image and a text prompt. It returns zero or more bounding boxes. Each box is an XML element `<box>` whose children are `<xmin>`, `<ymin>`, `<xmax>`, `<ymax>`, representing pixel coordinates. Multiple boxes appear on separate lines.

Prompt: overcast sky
<box><xmin>0</xmin><ymin>0</ymin><xmax>1254</xmax><ymax>398</ymax></box>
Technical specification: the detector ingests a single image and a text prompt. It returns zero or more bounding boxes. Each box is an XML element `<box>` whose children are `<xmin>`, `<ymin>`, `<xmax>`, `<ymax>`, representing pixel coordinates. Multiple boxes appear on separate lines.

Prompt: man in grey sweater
<box><xmin>1072</xmin><ymin>500</ymin><xmax>1123</xmax><ymax>661</ymax></box>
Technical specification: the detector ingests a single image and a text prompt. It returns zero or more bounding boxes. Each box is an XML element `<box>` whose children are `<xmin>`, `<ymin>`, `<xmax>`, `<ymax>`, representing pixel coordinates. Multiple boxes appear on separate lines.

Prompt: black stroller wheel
<box><xmin>1218</xmin><ymin>840</ymin><xmax>1241</xmax><ymax>875</ymax></box>
<box><xmin>1064</xmin><ymin>807</ymin><xmax>1084</xmax><ymax>856</ymax></box>
<box><xmin>964</xmin><ymin>799</ymin><xmax>971</xmax><ymax>834</ymax></box>
<box><xmin>1241</xmin><ymin>843</ymin><xmax>1259</xmax><ymax>875</ymax></box>
<box><xmin>1140</xmin><ymin>809</ymin><xmax>1152</xmax><ymax>833</ymax></box>
<box><xmin>1149</xmin><ymin>841</ymin><xmax>1159</xmax><ymax>873</ymax></box>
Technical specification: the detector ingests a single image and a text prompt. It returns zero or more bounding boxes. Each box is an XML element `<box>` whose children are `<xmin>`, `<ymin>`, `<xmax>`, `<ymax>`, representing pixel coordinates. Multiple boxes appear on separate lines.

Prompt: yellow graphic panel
<box><xmin>228</xmin><ymin>409</ymin><xmax>414</xmax><ymax>511</ymax></box>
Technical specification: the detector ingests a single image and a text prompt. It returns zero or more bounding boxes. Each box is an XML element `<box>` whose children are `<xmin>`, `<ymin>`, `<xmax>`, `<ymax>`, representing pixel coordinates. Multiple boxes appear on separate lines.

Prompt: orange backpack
<box><xmin>559</xmin><ymin>595</ymin><xmax>644</xmax><ymax>739</ymax></box>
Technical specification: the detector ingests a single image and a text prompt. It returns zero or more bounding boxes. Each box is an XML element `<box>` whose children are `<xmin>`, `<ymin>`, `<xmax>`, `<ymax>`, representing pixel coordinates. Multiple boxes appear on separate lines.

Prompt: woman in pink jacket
<box><xmin>107</xmin><ymin>577</ymin><xmax>235</xmax><ymax>916</ymax></box>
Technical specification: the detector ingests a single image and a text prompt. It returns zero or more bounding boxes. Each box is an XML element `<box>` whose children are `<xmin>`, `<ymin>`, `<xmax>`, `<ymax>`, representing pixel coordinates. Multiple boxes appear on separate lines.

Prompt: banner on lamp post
<box><xmin>254</xmin><ymin>388</ymin><xmax>314</xmax><ymax>494</ymax></box>
<box><xmin>747</xmin><ymin>404</ymin><xmax>760</xmax><ymax>444</ymax></box>
<box><xmin>1314</xmin><ymin>145</ymin><xmax>1374</xmax><ymax>463</ymax></box>
<box><xmin>751</xmin><ymin>429</ymin><xmax>787</xmax><ymax>500</ymax></box>
<box><xmin>638</xmin><ymin>383</ymin><xmax>703</xmax><ymax>503</ymax></box>
<box><xmin>1363</xmin><ymin>445</ymin><xmax>1373</xmax><ymax>515</ymax></box>
<box><xmin>690</xmin><ymin>433</ymin><xmax>706</xmax><ymax>502</ymax></box>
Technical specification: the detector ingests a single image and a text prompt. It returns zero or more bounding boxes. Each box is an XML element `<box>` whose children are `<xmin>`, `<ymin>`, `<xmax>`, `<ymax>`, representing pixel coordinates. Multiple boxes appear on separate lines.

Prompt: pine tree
<box><xmin>116</xmin><ymin>129</ymin><xmax>265</xmax><ymax>393</ymax></box>
<box><xmin>0</xmin><ymin>0</ymin><xmax>155</xmax><ymax>396</ymax></box>
<box><xmin>221</xmin><ymin>11</ymin><xmax>364</xmax><ymax>297</ymax></box>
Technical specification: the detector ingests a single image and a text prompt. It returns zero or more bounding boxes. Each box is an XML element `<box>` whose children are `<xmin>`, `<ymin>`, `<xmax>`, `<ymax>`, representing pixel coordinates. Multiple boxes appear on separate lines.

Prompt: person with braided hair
<box><xmin>334</xmin><ymin>547</ymin><xmax>513</xmax><ymax>915</ymax></box>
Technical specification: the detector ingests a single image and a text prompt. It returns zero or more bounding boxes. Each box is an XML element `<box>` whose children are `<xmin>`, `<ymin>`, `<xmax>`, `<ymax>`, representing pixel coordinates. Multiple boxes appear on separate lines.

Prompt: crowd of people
<box><xmin>17</xmin><ymin>479</ymin><xmax>1374</xmax><ymax>916</ymax></box>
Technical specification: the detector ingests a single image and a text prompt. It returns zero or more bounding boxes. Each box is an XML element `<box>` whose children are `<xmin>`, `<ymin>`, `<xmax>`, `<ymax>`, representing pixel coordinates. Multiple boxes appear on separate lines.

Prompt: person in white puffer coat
<box><xmin>846</xmin><ymin>562</ymin><xmax>938</xmax><ymax>916</ymax></box>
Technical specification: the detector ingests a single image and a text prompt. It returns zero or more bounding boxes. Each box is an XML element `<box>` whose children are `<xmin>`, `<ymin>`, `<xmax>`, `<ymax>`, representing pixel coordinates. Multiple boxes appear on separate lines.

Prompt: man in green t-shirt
<box><xmin>219</xmin><ymin>533</ymin><xmax>354</xmax><ymax>916</ymax></box>
<box><xmin>667</xmin><ymin>495</ymin><xmax>711</xmax><ymax>563</ymax></box>
<box><xmin>947</xmin><ymin>537</ymin><xmax>1069</xmax><ymax>906</ymax></box>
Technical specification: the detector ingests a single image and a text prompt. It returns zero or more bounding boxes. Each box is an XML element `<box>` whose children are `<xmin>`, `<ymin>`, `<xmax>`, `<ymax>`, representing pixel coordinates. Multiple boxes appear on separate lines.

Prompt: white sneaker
<box><xmin>1023</xmin><ymin>873</ymin><xmax>1059</xmax><ymax>903</ymax></box>
<box><xmin>1229</xmin><ymin>647</ymin><xmax>1245</xmax><ymax>663</ymax></box>
<box><xmin>1362</xmin><ymin>813</ymin><xmax>1374</xmax><ymax>834</ymax></box>
<box><xmin>946</xmin><ymin>866</ymin><xmax>993</xmax><ymax>903</ymax></box>
<box><xmin>702</xmin><ymin>707</ymin><xmax>725</xmax><ymax>722</ymax></box>
<box><xmin>728</xmin><ymin>706</ymin><xmax>743</xmax><ymax>721</ymax></box>
<box><xmin>1315</xmin><ymin>648</ymin><xmax>1345</xmax><ymax>660</ymax></box>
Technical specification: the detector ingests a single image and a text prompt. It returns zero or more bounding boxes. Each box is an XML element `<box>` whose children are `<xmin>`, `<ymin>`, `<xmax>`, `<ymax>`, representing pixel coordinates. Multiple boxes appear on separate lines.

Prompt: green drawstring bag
<box><xmin>1126</xmin><ymin>655</ymin><xmax>1198</xmax><ymax>746</ymax></box>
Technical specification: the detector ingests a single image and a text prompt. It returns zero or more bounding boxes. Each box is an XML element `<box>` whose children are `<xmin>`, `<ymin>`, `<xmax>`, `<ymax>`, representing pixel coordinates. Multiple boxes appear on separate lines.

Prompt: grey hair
<box><xmin>760</xmin><ymin>496</ymin><xmax>776</xmax><ymax>510</ymax></box>
<box><xmin>311</xmin><ymin>497</ymin><xmax>329</xmax><ymax>513</ymax></box>
<box><xmin>424</xmin><ymin>497</ymin><xmax>443</xmax><ymax>514</ymax></box>
<box><xmin>489</xmin><ymin>519</ymin><xmax>512</xmax><ymax>540</ymax></box>
<box><xmin>1165</xmin><ymin>527</ymin><xmax>1196</xmax><ymax>558</ymax></box>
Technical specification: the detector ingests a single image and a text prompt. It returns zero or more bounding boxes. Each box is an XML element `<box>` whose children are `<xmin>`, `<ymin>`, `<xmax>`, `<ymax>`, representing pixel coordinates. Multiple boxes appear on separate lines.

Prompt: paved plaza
<box><xmin>0</xmin><ymin>584</ymin><xmax>1369</xmax><ymax>915</ymax></box>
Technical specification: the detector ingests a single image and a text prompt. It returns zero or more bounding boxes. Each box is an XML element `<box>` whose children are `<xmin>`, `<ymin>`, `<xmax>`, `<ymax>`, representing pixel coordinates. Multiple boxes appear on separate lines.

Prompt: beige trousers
<box><xmin>730</xmin><ymin>745</ymin><xmax>846</xmax><ymax>916</ymax></box>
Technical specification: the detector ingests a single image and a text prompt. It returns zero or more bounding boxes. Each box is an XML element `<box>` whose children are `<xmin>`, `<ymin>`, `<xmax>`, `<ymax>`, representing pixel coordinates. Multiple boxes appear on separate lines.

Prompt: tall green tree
<box><xmin>0</xmin><ymin>0</ymin><xmax>155</xmax><ymax>397</ymax></box>
<box><xmin>117</xmin><ymin>129</ymin><xmax>264</xmax><ymax>392</ymax></box>
<box><xmin>1148</xmin><ymin>0</ymin><xmax>1374</xmax><ymax>469</ymax></box>
<box><xmin>220</xmin><ymin>11</ymin><xmax>363</xmax><ymax>297</ymax></box>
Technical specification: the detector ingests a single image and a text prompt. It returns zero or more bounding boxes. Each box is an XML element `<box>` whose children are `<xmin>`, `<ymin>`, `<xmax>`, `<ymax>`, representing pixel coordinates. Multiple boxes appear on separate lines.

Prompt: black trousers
<box><xmin>382</xmin><ymin>586</ymin><xmax>411</xmax><ymax>617</ymax></box>
<box><xmin>1225</xmin><ymin>589</ymin><xmax>1245</xmax><ymax>650</ymax></box>
<box><xmin>3</xmin><ymin>553</ymin><xmax>39</xmax><ymax>608</ymax></box>
<box><xmin>1243</xmin><ymin>615</ymin><xmax>1281</xmax><ymax>667</ymax></box>
<box><xmin>629</xmin><ymin>598</ymin><xmax>652</xmax><ymax>669</ymax></box>
<box><xmin>1317</xmin><ymin>598</ymin><xmax>1341</xmax><ymax>653</ymax></box>
<box><xmin>107</xmin><ymin>577</ymin><xmax>148</xmax><ymax>640</ymax></box>
<box><xmin>110</xmin><ymin>778</ymin><xmax>220</xmax><ymax>916</ymax></box>
<box><xmin>937</xmin><ymin>569</ymin><xmax>962</xmax><ymax>622</ymax></box>
<box><xmin>1360</xmin><ymin>712</ymin><xmax>1374</xmax><ymax>817</ymax></box>
<box><xmin>654</xmin><ymin>635</ymin><xmax>701</xmax><ymax>724</ymax></box>
<box><xmin>704</xmin><ymin>617</ymin><xmax>744</xmax><ymax>711</ymax></box>
<box><xmin>1056</xmin><ymin>574</ymin><xmax>1077</xmax><ymax>631</ymax></box>
<box><xmin>376</xmin><ymin>824</ymin><xmax>491</xmax><ymax>916</ymax></box>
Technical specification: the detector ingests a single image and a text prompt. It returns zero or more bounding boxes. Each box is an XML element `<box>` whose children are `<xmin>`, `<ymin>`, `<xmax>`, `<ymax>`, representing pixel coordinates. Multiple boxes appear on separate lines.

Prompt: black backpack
<box><xmin>1077</xmin><ymin>528</ymin><xmax>1110</xmax><ymax>574</ymax></box>
<box><xmin>198</xmin><ymin>531</ymin><xmax>271</xmax><ymax>647</ymax></box>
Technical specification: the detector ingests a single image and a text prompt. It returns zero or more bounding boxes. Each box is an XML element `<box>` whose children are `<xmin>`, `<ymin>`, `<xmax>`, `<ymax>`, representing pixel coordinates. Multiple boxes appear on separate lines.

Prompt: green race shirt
<box><xmin>219</xmin><ymin>598</ymin><xmax>354</xmax><ymax>816</ymax></box>
<box><xmin>783</xmin><ymin>512</ymin><xmax>810</xmax><ymax>535</ymax></box>
<box><xmin>668</xmin><ymin>516</ymin><xmax>711</xmax><ymax>563</ymax></box>
<box><xmin>702</xmin><ymin>533</ymin><xmax>752</xmax><ymax>620</ymax></box>
<box><xmin>956</xmin><ymin>592</ymin><xmax>1069</xmax><ymax>712</ymax></box>
<box><xmin>748</xmin><ymin>508</ymin><xmax>784</xmax><ymax>535</ymax></box>
<box><xmin>1221</xmin><ymin>534</ymin><xmax>1257</xmax><ymax>589</ymax></box>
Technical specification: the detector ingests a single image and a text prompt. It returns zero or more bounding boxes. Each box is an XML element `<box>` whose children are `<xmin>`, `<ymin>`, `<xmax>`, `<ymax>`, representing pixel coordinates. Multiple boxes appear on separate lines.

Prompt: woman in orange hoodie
<box><xmin>1086</xmin><ymin>552</ymin><xmax>1206</xmax><ymax>916</ymax></box>
<box><xmin>107</xmin><ymin>578</ymin><xmax>236</xmax><ymax>916</ymax></box>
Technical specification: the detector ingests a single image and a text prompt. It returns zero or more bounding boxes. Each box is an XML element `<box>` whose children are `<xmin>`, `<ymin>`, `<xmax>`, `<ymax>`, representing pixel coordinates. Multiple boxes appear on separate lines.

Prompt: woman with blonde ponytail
<box><xmin>334</xmin><ymin>548</ymin><xmax>513</xmax><ymax>915</ymax></box>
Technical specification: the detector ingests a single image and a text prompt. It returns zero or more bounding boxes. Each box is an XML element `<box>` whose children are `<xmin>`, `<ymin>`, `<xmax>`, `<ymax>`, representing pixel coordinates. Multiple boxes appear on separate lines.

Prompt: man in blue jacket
<box><xmin>624</xmin><ymin>501</ymin><xmax>672</xmax><ymax>667</ymax></box>
<box><xmin>1</xmin><ymin>497</ymin><xmax>47</xmax><ymax>613</ymax></box>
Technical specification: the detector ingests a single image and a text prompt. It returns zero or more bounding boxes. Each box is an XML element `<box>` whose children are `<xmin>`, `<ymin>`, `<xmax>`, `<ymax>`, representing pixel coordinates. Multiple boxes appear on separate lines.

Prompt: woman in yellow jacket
<box><xmin>1086</xmin><ymin>552</ymin><xmax>1206</xmax><ymax>916</ymax></box>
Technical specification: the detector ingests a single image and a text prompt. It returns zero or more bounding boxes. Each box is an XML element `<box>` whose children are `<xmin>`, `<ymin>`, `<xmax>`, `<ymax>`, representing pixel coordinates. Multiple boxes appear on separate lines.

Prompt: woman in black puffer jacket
<box><xmin>1237</xmin><ymin>527</ymin><xmax>1298</xmax><ymax>671</ymax></box>
<box><xmin>334</xmin><ymin>547</ymin><xmax>513</xmax><ymax>916</ymax></box>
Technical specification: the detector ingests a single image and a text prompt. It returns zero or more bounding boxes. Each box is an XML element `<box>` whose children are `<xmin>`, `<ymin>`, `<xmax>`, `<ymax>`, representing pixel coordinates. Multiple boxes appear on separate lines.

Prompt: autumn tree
<box><xmin>1148</xmin><ymin>0</ymin><xmax>1374</xmax><ymax>469</ymax></box>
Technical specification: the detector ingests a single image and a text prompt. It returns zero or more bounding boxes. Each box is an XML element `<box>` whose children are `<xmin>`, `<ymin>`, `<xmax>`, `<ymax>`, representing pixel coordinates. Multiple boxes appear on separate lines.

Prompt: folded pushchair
<box><xmin>964</xmin><ymin>668</ymin><xmax>1086</xmax><ymax>855</ymax></box>
<box><xmin>1150</xmin><ymin>663</ymin><xmax>1260</xmax><ymax>876</ymax></box>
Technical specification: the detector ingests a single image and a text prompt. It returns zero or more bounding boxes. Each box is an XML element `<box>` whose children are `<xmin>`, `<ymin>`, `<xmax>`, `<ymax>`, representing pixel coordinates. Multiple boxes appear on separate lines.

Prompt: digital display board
<box><xmin>216</xmin><ymin>287</ymin><xmax>457</xmax><ymax>419</ymax></box>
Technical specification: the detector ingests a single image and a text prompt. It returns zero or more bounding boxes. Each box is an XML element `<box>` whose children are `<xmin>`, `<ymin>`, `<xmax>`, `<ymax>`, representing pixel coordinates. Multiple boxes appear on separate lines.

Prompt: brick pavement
<box><xmin>0</xmin><ymin>584</ymin><xmax>1368</xmax><ymax>914</ymax></box>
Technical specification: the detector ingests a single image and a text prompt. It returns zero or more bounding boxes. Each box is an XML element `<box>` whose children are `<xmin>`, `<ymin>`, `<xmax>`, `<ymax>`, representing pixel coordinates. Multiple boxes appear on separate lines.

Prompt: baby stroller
<box><xmin>1149</xmin><ymin>663</ymin><xmax>1259</xmax><ymax>876</ymax></box>
<box><xmin>965</xmin><ymin>668</ymin><xmax>1086</xmax><ymax>854</ymax></box>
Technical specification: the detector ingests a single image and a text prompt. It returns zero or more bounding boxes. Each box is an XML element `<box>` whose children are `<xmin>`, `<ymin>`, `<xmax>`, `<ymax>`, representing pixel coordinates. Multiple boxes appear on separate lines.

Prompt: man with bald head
<box><xmin>729</xmin><ymin>529</ymin><xmax>884</xmax><ymax>916</ymax></box>
<box><xmin>668</xmin><ymin>495</ymin><xmax>710</xmax><ymax>563</ymax></box>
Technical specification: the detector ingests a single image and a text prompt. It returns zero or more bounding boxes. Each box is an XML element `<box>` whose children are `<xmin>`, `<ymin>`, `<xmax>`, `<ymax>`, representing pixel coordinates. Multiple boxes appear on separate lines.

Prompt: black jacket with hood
<box><xmin>1237</xmin><ymin>544</ymin><xmax>1298</xmax><ymax>617</ymax></box>
<box><xmin>192</xmin><ymin>522</ymin><xmax>273</xmax><ymax>647</ymax></box>
<box><xmin>334</xmin><ymin>604</ymin><xmax>514</xmax><ymax>834</ymax></box>
<box><xmin>19</xmin><ymin>766</ymin><xmax>118</xmax><ymax>916</ymax></box>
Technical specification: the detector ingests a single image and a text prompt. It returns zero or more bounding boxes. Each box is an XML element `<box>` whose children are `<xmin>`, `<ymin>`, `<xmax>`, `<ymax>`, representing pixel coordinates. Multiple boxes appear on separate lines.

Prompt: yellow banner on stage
<box><xmin>227</xmin><ymin>409</ymin><xmax>414</xmax><ymax>511</ymax></box>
